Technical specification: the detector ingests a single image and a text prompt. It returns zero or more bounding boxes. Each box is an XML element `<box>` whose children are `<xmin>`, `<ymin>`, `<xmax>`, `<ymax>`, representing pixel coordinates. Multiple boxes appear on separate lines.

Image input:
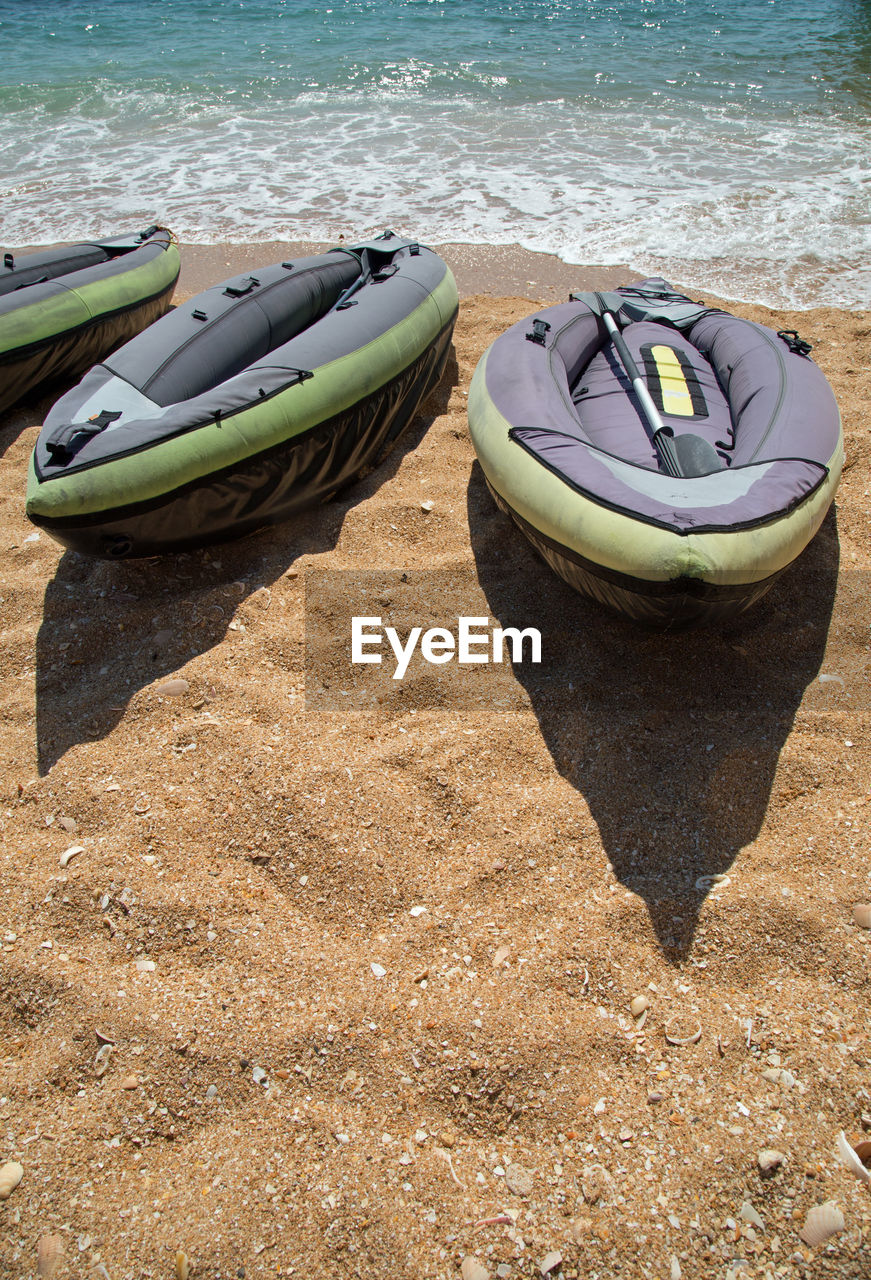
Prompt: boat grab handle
<box><xmin>44</xmin><ymin>410</ymin><xmax>123</xmax><ymax>465</ymax></box>
<box><xmin>223</xmin><ymin>276</ymin><xmax>260</xmax><ymax>298</ymax></box>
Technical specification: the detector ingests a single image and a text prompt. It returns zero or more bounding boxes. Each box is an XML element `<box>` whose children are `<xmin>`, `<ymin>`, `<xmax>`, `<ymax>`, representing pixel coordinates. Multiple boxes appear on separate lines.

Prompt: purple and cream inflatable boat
<box><xmin>468</xmin><ymin>280</ymin><xmax>842</xmax><ymax>628</ymax></box>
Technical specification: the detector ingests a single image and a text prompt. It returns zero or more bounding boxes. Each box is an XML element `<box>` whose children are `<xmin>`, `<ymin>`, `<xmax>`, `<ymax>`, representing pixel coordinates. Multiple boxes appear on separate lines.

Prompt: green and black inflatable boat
<box><xmin>26</xmin><ymin>232</ymin><xmax>458</xmax><ymax>557</ymax></box>
<box><xmin>0</xmin><ymin>226</ymin><xmax>180</xmax><ymax>415</ymax></box>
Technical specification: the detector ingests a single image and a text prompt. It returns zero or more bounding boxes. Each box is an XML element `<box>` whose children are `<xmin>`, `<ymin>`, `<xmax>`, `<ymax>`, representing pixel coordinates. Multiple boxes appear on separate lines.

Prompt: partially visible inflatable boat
<box><xmin>468</xmin><ymin>280</ymin><xmax>842</xmax><ymax>628</ymax></box>
<box><xmin>26</xmin><ymin>232</ymin><xmax>458</xmax><ymax>557</ymax></box>
<box><xmin>0</xmin><ymin>226</ymin><xmax>179</xmax><ymax>415</ymax></box>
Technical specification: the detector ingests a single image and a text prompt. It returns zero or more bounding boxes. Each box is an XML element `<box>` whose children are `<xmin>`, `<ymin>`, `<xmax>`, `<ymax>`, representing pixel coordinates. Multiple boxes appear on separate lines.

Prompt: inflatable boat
<box><xmin>0</xmin><ymin>226</ymin><xmax>179</xmax><ymax>415</ymax></box>
<box><xmin>468</xmin><ymin>280</ymin><xmax>842</xmax><ymax>627</ymax></box>
<box><xmin>26</xmin><ymin>233</ymin><xmax>458</xmax><ymax>558</ymax></box>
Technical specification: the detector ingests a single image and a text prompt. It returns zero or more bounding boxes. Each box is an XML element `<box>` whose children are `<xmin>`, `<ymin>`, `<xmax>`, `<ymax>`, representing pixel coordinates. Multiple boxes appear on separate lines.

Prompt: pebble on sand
<box><xmin>504</xmin><ymin>1162</ymin><xmax>534</xmax><ymax>1197</ymax></box>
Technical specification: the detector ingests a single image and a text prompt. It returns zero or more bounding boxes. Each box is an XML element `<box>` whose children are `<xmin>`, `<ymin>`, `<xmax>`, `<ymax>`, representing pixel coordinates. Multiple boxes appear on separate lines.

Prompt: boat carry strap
<box><xmin>44</xmin><ymin>410</ymin><xmax>123</xmax><ymax>466</ymax></box>
<box><xmin>331</xmin><ymin>248</ymin><xmax>375</xmax><ymax>311</ymax></box>
<box><xmin>525</xmin><ymin>318</ymin><xmax>551</xmax><ymax>346</ymax></box>
<box><xmin>777</xmin><ymin>329</ymin><xmax>812</xmax><ymax>357</ymax></box>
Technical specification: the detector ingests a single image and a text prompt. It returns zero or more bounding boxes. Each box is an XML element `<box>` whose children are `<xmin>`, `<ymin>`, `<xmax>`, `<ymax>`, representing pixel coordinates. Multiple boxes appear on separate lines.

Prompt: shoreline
<box><xmin>11</xmin><ymin>233</ymin><xmax>868</xmax><ymax>312</ymax></box>
<box><xmin>174</xmin><ymin>240</ymin><xmax>633</xmax><ymax>306</ymax></box>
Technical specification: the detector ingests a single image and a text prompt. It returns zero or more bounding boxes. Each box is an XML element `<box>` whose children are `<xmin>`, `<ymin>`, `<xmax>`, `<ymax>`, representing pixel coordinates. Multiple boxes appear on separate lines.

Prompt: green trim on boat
<box><xmin>26</xmin><ymin>266</ymin><xmax>457</xmax><ymax>521</ymax></box>
<box><xmin>0</xmin><ymin>242</ymin><xmax>180</xmax><ymax>358</ymax></box>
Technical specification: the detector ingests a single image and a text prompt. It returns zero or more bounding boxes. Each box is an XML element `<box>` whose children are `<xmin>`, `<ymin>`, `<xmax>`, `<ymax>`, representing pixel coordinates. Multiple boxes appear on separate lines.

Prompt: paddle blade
<box><xmin>672</xmin><ymin>433</ymin><xmax>725</xmax><ymax>477</ymax></box>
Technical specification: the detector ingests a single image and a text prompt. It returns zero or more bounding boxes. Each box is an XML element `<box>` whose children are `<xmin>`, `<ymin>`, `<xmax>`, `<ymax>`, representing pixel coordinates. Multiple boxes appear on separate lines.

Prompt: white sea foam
<box><xmin>2</xmin><ymin>17</ymin><xmax>869</xmax><ymax>309</ymax></box>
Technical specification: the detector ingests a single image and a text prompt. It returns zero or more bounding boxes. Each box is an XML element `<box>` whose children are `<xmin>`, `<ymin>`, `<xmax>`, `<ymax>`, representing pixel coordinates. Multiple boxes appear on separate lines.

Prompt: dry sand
<box><xmin>1</xmin><ymin>242</ymin><xmax>869</xmax><ymax>1280</ymax></box>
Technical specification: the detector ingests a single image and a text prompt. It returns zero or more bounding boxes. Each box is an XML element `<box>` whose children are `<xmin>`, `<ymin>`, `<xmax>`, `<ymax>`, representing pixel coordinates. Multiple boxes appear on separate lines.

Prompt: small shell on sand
<box><xmin>853</xmin><ymin>1138</ymin><xmax>871</xmax><ymax>1165</ymax></box>
<box><xmin>155</xmin><ymin>678</ymin><xmax>190</xmax><ymax>698</ymax></box>
<box><xmin>460</xmin><ymin>1257</ymin><xmax>489</xmax><ymax>1280</ymax></box>
<box><xmin>739</xmin><ymin>1200</ymin><xmax>764</xmax><ymax>1230</ymax></box>
<box><xmin>175</xmin><ymin>1250</ymin><xmax>191</xmax><ymax>1280</ymax></box>
<box><xmin>0</xmin><ymin>1160</ymin><xmax>24</xmax><ymax>1199</ymax></box>
<box><xmin>835</xmin><ymin>1130</ymin><xmax>871</xmax><ymax>1185</ymax></box>
<box><xmin>758</xmin><ymin>1148</ymin><xmax>786</xmax><ymax>1173</ymax></box>
<box><xmin>59</xmin><ymin>844</ymin><xmax>85</xmax><ymax>868</ymax></box>
<box><xmin>664</xmin><ymin>1017</ymin><xmax>702</xmax><ymax>1046</ymax></box>
<box><xmin>630</xmin><ymin>994</ymin><xmax>650</xmax><ymax>1018</ymax></box>
<box><xmin>37</xmin><ymin>1234</ymin><xmax>64</xmax><ymax>1279</ymax></box>
<box><xmin>853</xmin><ymin>903</ymin><xmax>871</xmax><ymax>929</ymax></box>
<box><xmin>799</xmin><ymin>1201</ymin><xmax>845</xmax><ymax>1247</ymax></box>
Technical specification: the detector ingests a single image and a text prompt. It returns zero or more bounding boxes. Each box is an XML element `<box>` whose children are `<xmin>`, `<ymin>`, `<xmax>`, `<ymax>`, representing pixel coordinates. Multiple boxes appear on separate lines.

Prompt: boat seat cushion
<box><xmin>571</xmin><ymin>320</ymin><xmax>733</xmax><ymax>469</ymax></box>
<box><xmin>105</xmin><ymin>256</ymin><xmax>360</xmax><ymax>407</ymax></box>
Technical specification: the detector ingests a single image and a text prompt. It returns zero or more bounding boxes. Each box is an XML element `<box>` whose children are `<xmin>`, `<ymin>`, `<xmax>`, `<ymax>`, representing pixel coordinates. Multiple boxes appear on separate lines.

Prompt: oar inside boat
<box><xmin>596</xmin><ymin>294</ymin><xmax>724</xmax><ymax>480</ymax></box>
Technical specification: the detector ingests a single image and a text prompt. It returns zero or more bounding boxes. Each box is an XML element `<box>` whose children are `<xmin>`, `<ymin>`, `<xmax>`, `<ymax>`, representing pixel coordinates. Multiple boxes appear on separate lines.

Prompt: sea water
<box><xmin>1</xmin><ymin>0</ymin><xmax>869</xmax><ymax>307</ymax></box>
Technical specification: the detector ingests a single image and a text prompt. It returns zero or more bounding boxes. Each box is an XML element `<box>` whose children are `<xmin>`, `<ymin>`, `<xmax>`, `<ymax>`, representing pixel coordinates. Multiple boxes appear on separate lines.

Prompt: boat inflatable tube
<box><xmin>468</xmin><ymin>279</ymin><xmax>842</xmax><ymax>628</ymax></box>
<box><xmin>0</xmin><ymin>226</ymin><xmax>180</xmax><ymax>415</ymax></box>
<box><xmin>26</xmin><ymin>233</ymin><xmax>458</xmax><ymax>558</ymax></box>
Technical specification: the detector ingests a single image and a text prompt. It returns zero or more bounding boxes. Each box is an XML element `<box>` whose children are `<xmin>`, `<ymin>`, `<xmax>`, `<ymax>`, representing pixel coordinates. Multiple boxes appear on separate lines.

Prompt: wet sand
<box><xmin>1</xmin><ymin>241</ymin><xmax>869</xmax><ymax>1279</ymax></box>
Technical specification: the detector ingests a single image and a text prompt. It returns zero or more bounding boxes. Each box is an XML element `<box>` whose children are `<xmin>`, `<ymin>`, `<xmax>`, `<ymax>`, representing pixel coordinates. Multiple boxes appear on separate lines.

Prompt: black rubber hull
<box><xmin>31</xmin><ymin>312</ymin><xmax>455</xmax><ymax>559</ymax></box>
<box><xmin>486</xmin><ymin>479</ymin><xmax>786</xmax><ymax>630</ymax></box>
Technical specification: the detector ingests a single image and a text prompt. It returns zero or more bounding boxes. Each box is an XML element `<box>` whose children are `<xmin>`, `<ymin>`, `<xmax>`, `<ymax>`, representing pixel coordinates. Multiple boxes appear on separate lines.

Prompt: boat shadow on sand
<box><xmin>33</xmin><ymin>355</ymin><xmax>458</xmax><ymax>776</ymax></box>
<box><xmin>467</xmin><ymin>461</ymin><xmax>841</xmax><ymax>961</ymax></box>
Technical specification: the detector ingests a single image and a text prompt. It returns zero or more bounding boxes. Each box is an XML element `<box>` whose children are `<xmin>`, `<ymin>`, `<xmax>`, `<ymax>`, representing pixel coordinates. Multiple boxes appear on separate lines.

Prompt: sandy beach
<box><xmin>1</xmin><ymin>241</ymin><xmax>870</xmax><ymax>1280</ymax></box>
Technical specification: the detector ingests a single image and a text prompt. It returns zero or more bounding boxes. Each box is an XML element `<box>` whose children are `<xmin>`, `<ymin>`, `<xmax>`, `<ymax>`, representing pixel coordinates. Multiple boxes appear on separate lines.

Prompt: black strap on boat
<box><xmin>525</xmin><ymin>318</ymin><xmax>551</xmax><ymax>346</ymax></box>
<box><xmin>223</xmin><ymin>276</ymin><xmax>260</xmax><ymax>298</ymax></box>
<box><xmin>44</xmin><ymin>410</ymin><xmax>122</xmax><ymax>466</ymax></box>
<box><xmin>3</xmin><ymin>253</ymin><xmax>12</xmax><ymax>270</ymax></box>
<box><xmin>332</xmin><ymin>249</ymin><xmax>373</xmax><ymax>312</ymax></box>
<box><xmin>777</xmin><ymin>329</ymin><xmax>812</xmax><ymax>357</ymax></box>
<box><xmin>251</xmin><ymin>368</ymin><xmax>314</xmax><ymax>401</ymax></box>
<box><xmin>137</xmin><ymin>224</ymin><xmax>160</xmax><ymax>242</ymax></box>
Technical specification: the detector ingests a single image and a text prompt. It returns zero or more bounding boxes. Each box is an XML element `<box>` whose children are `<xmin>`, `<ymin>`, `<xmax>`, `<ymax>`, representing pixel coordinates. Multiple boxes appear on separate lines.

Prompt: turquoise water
<box><xmin>2</xmin><ymin>0</ymin><xmax>869</xmax><ymax>305</ymax></box>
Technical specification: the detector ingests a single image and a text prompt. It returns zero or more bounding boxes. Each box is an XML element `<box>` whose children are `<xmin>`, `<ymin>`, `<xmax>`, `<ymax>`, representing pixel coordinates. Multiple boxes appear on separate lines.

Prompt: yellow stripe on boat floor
<box><xmin>649</xmin><ymin>344</ymin><xmax>695</xmax><ymax>416</ymax></box>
